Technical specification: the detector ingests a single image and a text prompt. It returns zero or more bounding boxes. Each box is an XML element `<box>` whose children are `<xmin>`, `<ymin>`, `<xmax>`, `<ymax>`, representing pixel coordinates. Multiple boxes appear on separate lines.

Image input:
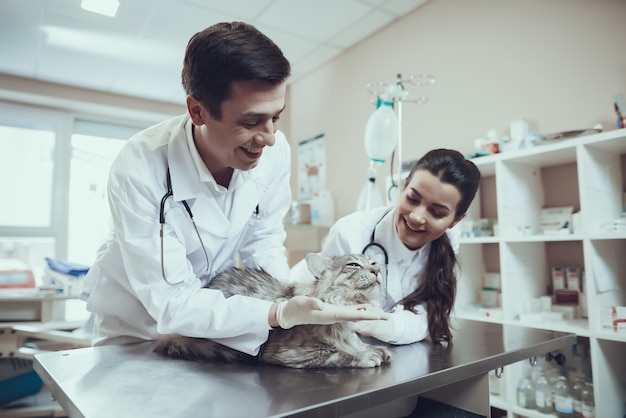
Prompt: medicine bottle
<box><xmin>534</xmin><ymin>369</ymin><xmax>553</xmax><ymax>413</ymax></box>
<box><xmin>571</xmin><ymin>375</ymin><xmax>584</xmax><ymax>416</ymax></box>
<box><xmin>581</xmin><ymin>381</ymin><xmax>594</xmax><ymax>418</ymax></box>
<box><xmin>516</xmin><ymin>370</ymin><xmax>535</xmax><ymax>410</ymax></box>
<box><xmin>553</xmin><ymin>375</ymin><xmax>574</xmax><ymax>417</ymax></box>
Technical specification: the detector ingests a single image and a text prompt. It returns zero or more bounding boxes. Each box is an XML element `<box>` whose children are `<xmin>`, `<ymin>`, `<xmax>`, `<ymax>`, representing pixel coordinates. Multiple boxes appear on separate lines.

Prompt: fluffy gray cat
<box><xmin>155</xmin><ymin>253</ymin><xmax>392</xmax><ymax>369</ymax></box>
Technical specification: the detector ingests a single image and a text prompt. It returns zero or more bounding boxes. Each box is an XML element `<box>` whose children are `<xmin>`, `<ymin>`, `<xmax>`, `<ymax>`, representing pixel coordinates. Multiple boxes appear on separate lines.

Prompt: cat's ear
<box><xmin>305</xmin><ymin>253</ymin><xmax>330</xmax><ymax>278</ymax></box>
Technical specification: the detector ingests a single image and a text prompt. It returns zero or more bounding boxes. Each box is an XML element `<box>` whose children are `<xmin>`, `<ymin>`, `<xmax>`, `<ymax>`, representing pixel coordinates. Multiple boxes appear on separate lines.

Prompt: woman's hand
<box><xmin>274</xmin><ymin>296</ymin><xmax>389</xmax><ymax>329</ymax></box>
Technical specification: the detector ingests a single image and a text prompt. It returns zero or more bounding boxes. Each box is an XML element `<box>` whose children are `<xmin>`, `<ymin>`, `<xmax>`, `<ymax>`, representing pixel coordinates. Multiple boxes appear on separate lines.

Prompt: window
<box><xmin>0</xmin><ymin>102</ymin><xmax>145</xmax><ymax>283</ymax></box>
<box><xmin>0</xmin><ymin>103</ymin><xmax>72</xmax><ymax>281</ymax></box>
<box><xmin>0</xmin><ymin>125</ymin><xmax>55</xmax><ymax>227</ymax></box>
<box><xmin>67</xmin><ymin>121</ymin><xmax>137</xmax><ymax>265</ymax></box>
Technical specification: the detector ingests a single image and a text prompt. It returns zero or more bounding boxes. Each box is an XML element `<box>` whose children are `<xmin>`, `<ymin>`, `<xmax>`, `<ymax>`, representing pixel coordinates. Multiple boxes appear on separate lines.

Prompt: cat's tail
<box><xmin>154</xmin><ymin>335</ymin><xmax>250</xmax><ymax>363</ymax></box>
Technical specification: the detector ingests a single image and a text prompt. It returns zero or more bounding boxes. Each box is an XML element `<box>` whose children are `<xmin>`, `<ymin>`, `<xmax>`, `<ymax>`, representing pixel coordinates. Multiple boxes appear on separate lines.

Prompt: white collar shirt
<box><xmin>374</xmin><ymin>208</ymin><xmax>430</xmax><ymax>304</ymax></box>
<box><xmin>184</xmin><ymin>119</ymin><xmax>245</xmax><ymax>218</ymax></box>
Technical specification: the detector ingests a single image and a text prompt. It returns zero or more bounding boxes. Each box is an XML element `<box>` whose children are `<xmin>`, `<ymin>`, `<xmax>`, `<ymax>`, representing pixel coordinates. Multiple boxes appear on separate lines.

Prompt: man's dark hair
<box><xmin>181</xmin><ymin>21</ymin><xmax>291</xmax><ymax>119</ymax></box>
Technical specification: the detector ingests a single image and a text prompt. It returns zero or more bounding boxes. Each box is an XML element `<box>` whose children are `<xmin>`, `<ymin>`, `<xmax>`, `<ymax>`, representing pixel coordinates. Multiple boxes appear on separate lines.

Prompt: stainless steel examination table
<box><xmin>33</xmin><ymin>319</ymin><xmax>575</xmax><ymax>418</ymax></box>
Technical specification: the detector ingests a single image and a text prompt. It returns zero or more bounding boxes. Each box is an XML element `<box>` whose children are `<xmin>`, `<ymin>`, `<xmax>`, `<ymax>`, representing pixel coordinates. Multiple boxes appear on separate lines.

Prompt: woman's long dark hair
<box><xmin>398</xmin><ymin>149</ymin><xmax>480</xmax><ymax>343</ymax></box>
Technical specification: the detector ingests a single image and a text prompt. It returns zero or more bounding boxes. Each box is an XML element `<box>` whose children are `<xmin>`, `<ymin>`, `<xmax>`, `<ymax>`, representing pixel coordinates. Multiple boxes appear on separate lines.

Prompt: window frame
<box><xmin>0</xmin><ymin>101</ymin><xmax>145</xmax><ymax>261</ymax></box>
<box><xmin>0</xmin><ymin>102</ymin><xmax>73</xmax><ymax>258</ymax></box>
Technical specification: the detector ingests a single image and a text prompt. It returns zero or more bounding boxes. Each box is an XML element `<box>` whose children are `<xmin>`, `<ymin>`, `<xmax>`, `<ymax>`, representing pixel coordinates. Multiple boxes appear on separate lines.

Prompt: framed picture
<box><xmin>297</xmin><ymin>133</ymin><xmax>325</xmax><ymax>202</ymax></box>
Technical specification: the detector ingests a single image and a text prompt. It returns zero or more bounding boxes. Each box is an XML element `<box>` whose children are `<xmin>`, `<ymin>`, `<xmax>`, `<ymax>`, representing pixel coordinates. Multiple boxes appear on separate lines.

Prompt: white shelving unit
<box><xmin>454</xmin><ymin>129</ymin><xmax>626</xmax><ymax>418</ymax></box>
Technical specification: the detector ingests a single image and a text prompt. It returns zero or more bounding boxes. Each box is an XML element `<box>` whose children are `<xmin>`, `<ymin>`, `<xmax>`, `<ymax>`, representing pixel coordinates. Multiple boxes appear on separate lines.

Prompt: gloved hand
<box><xmin>350</xmin><ymin>306</ymin><xmax>429</xmax><ymax>344</ymax></box>
<box><xmin>346</xmin><ymin>315</ymin><xmax>401</xmax><ymax>343</ymax></box>
<box><xmin>276</xmin><ymin>295</ymin><xmax>389</xmax><ymax>329</ymax></box>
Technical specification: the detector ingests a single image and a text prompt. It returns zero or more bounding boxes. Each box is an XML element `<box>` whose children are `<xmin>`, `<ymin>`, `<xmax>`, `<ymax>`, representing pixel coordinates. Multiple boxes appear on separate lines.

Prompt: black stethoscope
<box><xmin>159</xmin><ymin>169</ymin><xmax>260</xmax><ymax>285</ymax></box>
<box><xmin>361</xmin><ymin>209</ymin><xmax>392</xmax><ymax>295</ymax></box>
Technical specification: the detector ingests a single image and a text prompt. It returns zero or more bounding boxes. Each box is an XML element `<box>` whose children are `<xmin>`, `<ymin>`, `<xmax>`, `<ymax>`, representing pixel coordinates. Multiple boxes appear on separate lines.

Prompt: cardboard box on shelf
<box><xmin>554</xmin><ymin>289</ymin><xmax>580</xmax><ymax>305</ymax></box>
<box><xmin>601</xmin><ymin>306</ymin><xmax>626</xmax><ymax>334</ymax></box>
<box><xmin>482</xmin><ymin>272</ymin><xmax>501</xmax><ymax>289</ymax></box>
<box><xmin>540</xmin><ymin>206</ymin><xmax>573</xmax><ymax>234</ymax></box>
<box><xmin>565</xmin><ymin>267</ymin><xmax>581</xmax><ymax>291</ymax></box>
<box><xmin>552</xmin><ymin>304</ymin><xmax>579</xmax><ymax>320</ymax></box>
<box><xmin>479</xmin><ymin>288</ymin><xmax>500</xmax><ymax>308</ymax></box>
<box><xmin>551</xmin><ymin>266</ymin><xmax>566</xmax><ymax>290</ymax></box>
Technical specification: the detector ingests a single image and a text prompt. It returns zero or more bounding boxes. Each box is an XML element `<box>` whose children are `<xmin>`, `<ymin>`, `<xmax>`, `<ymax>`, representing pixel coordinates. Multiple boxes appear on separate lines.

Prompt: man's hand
<box><xmin>275</xmin><ymin>295</ymin><xmax>388</xmax><ymax>329</ymax></box>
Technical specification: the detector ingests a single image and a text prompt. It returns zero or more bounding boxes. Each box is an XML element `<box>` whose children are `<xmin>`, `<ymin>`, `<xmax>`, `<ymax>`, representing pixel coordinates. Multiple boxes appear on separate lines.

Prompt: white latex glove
<box><xmin>348</xmin><ymin>307</ymin><xmax>430</xmax><ymax>344</ymax></box>
<box><xmin>276</xmin><ymin>295</ymin><xmax>389</xmax><ymax>329</ymax></box>
<box><xmin>347</xmin><ymin>315</ymin><xmax>402</xmax><ymax>343</ymax></box>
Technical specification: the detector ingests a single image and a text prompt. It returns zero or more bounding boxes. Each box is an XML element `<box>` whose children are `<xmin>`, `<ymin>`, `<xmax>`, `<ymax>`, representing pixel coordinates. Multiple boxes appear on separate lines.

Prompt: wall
<box><xmin>0</xmin><ymin>73</ymin><xmax>184</xmax><ymax>125</ymax></box>
<box><xmin>287</xmin><ymin>0</ymin><xmax>626</xmax><ymax>219</ymax></box>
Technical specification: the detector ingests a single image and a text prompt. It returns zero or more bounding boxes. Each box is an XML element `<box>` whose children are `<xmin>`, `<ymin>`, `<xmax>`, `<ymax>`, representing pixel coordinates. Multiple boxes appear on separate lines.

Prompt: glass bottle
<box><xmin>534</xmin><ymin>369</ymin><xmax>553</xmax><ymax>413</ymax></box>
<box><xmin>517</xmin><ymin>370</ymin><xmax>535</xmax><ymax>410</ymax></box>
<box><xmin>546</xmin><ymin>364</ymin><xmax>561</xmax><ymax>409</ymax></box>
<box><xmin>571</xmin><ymin>374</ymin><xmax>584</xmax><ymax>417</ymax></box>
<box><xmin>581</xmin><ymin>382</ymin><xmax>595</xmax><ymax>418</ymax></box>
<box><xmin>553</xmin><ymin>375</ymin><xmax>574</xmax><ymax>417</ymax></box>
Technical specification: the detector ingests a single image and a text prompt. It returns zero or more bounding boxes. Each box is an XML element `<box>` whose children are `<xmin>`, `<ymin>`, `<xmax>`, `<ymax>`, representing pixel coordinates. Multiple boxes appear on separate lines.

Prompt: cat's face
<box><xmin>305</xmin><ymin>253</ymin><xmax>385</xmax><ymax>307</ymax></box>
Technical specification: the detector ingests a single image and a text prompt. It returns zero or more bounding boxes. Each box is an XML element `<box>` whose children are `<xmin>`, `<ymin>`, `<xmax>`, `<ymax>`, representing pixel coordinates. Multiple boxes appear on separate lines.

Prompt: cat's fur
<box><xmin>154</xmin><ymin>253</ymin><xmax>392</xmax><ymax>369</ymax></box>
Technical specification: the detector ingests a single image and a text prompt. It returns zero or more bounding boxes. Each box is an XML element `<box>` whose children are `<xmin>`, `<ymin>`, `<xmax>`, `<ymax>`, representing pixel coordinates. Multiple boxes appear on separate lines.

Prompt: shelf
<box><xmin>454</xmin><ymin>307</ymin><xmax>504</xmax><ymax>324</ymax></box>
<box><xmin>588</xmin><ymin>232</ymin><xmax>626</xmax><ymax>241</ymax></box>
<box><xmin>502</xmin><ymin>234</ymin><xmax>583</xmax><ymax>243</ymax></box>
<box><xmin>489</xmin><ymin>395</ymin><xmax>507</xmax><ymax>411</ymax></box>
<box><xmin>460</xmin><ymin>129</ymin><xmax>626</xmax><ymax>417</ymax></box>
<box><xmin>459</xmin><ymin>236</ymin><xmax>499</xmax><ymax>245</ymax></box>
<box><xmin>593</xmin><ymin>330</ymin><xmax>626</xmax><ymax>343</ymax></box>
<box><xmin>509</xmin><ymin>404</ymin><xmax>558</xmax><ymax>418</ymax></box>
<box><xmin>512</xmin><ymin>319</ymin><xmax>591</xmax><ymax>337</ymax></box>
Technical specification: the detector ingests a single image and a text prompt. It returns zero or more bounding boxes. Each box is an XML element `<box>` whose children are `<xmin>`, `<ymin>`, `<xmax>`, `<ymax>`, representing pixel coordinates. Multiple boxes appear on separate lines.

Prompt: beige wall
<box><xmin>1</xmin><ymin>0</ymin><xmax>624</xmax><ymax>221</ymax></box>
<box><xmin>287</xmin><ymin>0</ymin><xmax>626</xmax><ymax>219</ymax></box>
<box><xmin>0</xmin><ymin>74</ymin><xmax>184</xmax><ymax>124</ymax></box>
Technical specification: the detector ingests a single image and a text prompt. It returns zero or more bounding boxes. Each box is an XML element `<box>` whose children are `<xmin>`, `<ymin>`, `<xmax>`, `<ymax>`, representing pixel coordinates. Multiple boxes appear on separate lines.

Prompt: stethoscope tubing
<box><xmin>160</xmin><ymin>169</ymin><xmax>209</xmax><ymax>284</ymax></box>
<box><xmin>361</xmin><ymin>209</ymin><xmax>393</xmax><ymax>299</ymax></box>
<box><xmin>159</xmin><ymin>168</ymin><xmax>261</xmax><ymax>285</ymax></box>
<box><xmin>361</xmin><ymin>208</ymin><xmax>392</xmax><ymax>265</ymax></box>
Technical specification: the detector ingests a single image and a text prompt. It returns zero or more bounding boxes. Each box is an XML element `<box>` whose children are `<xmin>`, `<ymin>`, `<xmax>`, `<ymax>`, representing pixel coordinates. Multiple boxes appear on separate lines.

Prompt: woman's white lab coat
<box><xmin>81</xmin><ymin>114</ymin><xmax>292</xmax><ymax>355</ymax></box>
<box><xmin>291</xmin><ymin>206</ymin><xmax>460</xmax><ymax>345</ymax></box>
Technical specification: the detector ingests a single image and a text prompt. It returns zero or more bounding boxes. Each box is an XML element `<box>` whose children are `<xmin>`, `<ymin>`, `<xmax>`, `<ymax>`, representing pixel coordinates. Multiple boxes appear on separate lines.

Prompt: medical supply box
<box><xmin>601</xmin><ymin>306</ymin><xmax>626</xmax><ymax>335</ymax></box>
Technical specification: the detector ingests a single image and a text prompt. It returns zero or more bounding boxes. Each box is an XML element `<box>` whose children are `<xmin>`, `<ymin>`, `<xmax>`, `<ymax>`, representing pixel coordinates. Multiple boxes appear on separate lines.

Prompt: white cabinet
<box><xmin>454</xmin><ymin>129</ymin><xmax>626</xmax><ymax>417</ymax></box>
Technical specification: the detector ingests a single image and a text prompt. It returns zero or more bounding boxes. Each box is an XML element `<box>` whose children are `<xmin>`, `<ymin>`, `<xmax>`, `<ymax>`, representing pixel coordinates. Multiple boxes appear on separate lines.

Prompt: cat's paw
<box><xmin>357</xmin><ymin>346</ymin><xmax>392</xmax><ymax>368</ymax></box>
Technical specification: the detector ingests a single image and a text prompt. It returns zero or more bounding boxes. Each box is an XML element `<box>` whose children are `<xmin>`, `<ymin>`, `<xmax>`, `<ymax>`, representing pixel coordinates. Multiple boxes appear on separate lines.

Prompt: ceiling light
<box><xmin>81</xmin><ymin>0</ymin><xmax>120</xmax><ymax>17</ymax></box>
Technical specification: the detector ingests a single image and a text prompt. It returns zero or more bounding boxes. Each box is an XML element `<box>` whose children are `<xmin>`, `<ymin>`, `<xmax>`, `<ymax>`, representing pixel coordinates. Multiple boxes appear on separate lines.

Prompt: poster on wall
<box><xmin>298</xmin><ymin>133</ymin><xmax>325</xmax><ymax>202</ymax></box>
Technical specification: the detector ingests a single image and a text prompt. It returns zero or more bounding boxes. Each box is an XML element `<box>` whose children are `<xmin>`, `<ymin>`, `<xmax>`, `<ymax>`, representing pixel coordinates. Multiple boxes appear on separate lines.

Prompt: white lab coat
<box><xmin>81</xmin><ymin>114</ymin><xmax>292</xmax><ymax>355</ymax></box>
<box><xmin>291</xmin><ymin>206</ymin><xmax>460</xmax><ymax>345</ymax></box>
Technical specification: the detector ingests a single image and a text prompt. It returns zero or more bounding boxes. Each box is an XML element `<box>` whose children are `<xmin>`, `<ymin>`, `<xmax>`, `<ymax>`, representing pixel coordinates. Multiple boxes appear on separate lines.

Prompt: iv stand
<box><xmin>365</xmin><ymin>73</ymin><xmax>434</xmax><ymax>204</ymax></box>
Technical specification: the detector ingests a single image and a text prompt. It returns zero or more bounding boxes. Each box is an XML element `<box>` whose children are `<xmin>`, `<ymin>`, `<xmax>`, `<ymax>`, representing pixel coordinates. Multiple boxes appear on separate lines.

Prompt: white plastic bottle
<box><xmin>311</xmin><ymin>191</ymin><xmax>335</xmax><ymax>227</ymax></box>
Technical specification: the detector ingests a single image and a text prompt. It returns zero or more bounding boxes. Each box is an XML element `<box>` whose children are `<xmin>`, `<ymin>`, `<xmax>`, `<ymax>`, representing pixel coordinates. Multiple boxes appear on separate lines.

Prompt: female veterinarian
<box><xmin>291</xmin><ymin>148</ymin><xmax>482</xmax><ymax>417</ymax></box>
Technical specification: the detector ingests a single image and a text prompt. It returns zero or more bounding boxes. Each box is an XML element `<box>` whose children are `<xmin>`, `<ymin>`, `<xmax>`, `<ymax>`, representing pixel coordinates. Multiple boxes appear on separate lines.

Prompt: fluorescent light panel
<box><xmin>81</xmin><ymin>0</ymin><xmax>120</xmax><ymax>17</ymax></box>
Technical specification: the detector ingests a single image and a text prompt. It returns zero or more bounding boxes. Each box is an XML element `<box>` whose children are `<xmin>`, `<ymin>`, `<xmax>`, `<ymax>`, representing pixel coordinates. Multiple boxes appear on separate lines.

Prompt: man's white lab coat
<box><xmin>81</xmin><ymin>114</ymin><xmax>291</xmax><ymax>355</ymax></box>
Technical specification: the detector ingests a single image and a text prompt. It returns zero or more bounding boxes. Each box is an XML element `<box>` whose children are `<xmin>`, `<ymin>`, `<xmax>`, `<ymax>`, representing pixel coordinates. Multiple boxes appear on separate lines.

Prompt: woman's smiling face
<box><xmin>394</xmin><ymin>169</ymin><xmax>465</xmax><ymax>250</ymax></box>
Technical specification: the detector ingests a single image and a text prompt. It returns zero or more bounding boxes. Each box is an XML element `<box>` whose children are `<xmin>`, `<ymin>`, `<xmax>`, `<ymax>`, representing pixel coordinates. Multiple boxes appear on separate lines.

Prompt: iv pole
<box><xmin>362</xmin><ymin>73</ymin><xmax>434</xmax><ymax>207</ymax></box>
